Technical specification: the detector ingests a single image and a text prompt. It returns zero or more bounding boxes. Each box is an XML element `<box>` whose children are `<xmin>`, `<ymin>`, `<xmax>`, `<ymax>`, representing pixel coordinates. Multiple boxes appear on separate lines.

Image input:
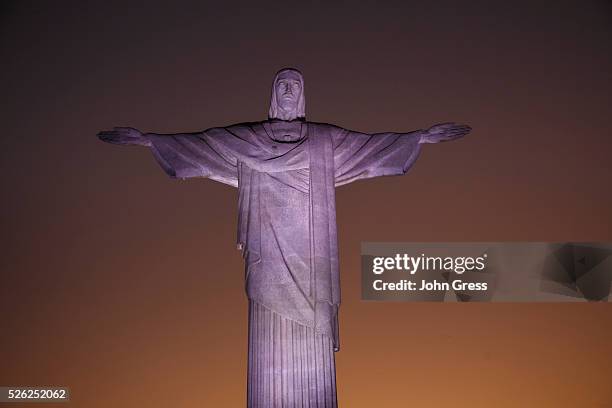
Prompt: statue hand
<box><xmin>97</xmin><ymin>127</ymin><xmax>150</xmax><ymax>147</ymax></box>
<box><xmin>421</xmin><ymin>123</ymin><xmax>471</xmax><ymax>144</ymax></box>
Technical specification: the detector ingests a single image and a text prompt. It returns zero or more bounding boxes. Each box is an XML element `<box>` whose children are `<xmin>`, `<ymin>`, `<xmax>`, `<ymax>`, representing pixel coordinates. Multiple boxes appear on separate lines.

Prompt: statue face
<box><xmin>275</xmin><ymin>71</ymin><xmax>302</xmax><ymax>115</ymax></box>
<box><xmin>269</xmin><ymin>68</ymin><xmax>305</xmax><ymax>121</ymax></box>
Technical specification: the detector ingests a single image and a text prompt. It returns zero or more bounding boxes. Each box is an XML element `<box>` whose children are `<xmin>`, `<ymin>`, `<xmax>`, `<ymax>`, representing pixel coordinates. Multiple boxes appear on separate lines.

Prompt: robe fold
<box><xmin>147</xmin><ymin>120</ymin><xmax>423</xmax><ymax>351</ymax></box>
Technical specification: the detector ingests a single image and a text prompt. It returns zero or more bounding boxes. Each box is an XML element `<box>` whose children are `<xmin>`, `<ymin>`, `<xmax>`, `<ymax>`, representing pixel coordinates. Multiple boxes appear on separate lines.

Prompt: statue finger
<box><xmin>447</xmin><ymin>128</ymin><xmax>469</xmax><ymax>136</ymax></box>
<box><xmin>97</xmin><ymin>131</ymin><xmax>115</xmax><ymax>140</ymax></box>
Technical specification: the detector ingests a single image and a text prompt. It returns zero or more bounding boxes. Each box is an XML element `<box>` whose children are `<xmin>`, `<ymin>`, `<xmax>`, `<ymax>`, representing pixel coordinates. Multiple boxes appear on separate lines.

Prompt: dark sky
<box><xmin>1</xmin><ymin>1</ymin><xmax>611</xmax><ymax>407</ymax></box>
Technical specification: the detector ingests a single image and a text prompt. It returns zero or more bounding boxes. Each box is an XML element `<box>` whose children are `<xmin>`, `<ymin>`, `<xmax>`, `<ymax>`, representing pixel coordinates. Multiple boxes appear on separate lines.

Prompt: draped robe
<box><xmin>145</xmin><ymin>119</ymin><xmax>423</xmax><ymax>406</ymax></box>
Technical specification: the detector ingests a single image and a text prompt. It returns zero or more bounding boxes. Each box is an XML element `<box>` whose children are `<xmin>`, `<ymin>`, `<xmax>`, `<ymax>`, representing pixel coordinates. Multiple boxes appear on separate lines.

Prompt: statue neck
<box><xmin>268</xmin><ymin>119</ymin><xmax>305</xmax><ymax>142</ymax></box>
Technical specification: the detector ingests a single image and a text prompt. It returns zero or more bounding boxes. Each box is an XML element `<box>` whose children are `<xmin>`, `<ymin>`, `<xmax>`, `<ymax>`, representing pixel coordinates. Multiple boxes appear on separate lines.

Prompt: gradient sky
<box><xmin>1</xmin><ymin>1</ymin><xmax>611</xmax><ymax>407</ymax></box>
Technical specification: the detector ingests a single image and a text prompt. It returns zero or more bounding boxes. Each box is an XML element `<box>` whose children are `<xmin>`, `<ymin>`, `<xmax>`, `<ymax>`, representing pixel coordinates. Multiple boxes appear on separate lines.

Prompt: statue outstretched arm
<box><xmin>97</xmin><ymin>127</ymin><xmax>238</xmax><ymax>187</ymax></box>
<box><xmin>332</xmin><ymin>122</ymin><xmax>470</xmax><ymax>186</ymax></box>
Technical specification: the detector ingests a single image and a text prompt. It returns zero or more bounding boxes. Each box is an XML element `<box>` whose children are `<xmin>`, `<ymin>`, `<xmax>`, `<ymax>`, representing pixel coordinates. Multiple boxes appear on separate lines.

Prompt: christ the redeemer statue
<box><xmin>98</xmin><ymin>68</ymin><xmax>470</xmax><ymax>407</ymax></box>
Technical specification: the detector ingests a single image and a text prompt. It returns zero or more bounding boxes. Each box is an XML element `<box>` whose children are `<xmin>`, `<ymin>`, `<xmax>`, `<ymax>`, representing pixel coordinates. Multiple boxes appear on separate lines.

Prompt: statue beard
<box><xmin>275</xmin><ymin>102</ymin><xmax>299</xmax><ymax>121</ymax></box>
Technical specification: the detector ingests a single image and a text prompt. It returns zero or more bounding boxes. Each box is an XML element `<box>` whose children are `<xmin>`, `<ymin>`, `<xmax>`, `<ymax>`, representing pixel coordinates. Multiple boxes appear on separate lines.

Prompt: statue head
<box><xmin>269</xmin><ymin>68</ymin><xmax>305</xmax><ymax>121</ymax></box>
